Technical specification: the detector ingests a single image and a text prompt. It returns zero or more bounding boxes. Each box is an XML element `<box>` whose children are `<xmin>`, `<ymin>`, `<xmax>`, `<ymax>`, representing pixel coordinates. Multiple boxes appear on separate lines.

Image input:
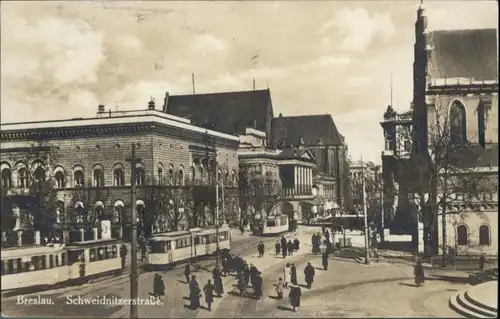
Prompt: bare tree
<box><xmin>404</xmin><ymin>103</ymin><xmax>492</xmax><ymax>257</ymax></box>
<box><xmin>238</xmin><ymin>164</ymin><xmax>281</xmax><ymax>225</ymax></box>
<box><xmin>146</xmin><ymin>186</ymin><xmax>187</xmax><ymax>232</ymax></box>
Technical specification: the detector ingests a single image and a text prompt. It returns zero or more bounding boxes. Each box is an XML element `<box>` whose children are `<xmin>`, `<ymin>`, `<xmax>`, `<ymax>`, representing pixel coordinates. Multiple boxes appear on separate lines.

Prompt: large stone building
<box><xmin>164</xmin><ymin>90</ymin><xmax>348</xmax><ymax>220</ymax></box>
<box><xmin>270</xmin><ymin>114</ymin><xmax>349</xmax><ymax>213</ymax></box>
<box><xmin>0</xmin><ymin>103</ymin><xmax>240</xmax><ymax>243</ymax></box>
<box><xmin>411</xmin><ymin>3</ymin><xmax>498</xmax><ymax>255</ymax></box>
<box><xmin>237</xmin><ymin>127</ymin><xmax>316</xmax><ymax>224</ymax></box>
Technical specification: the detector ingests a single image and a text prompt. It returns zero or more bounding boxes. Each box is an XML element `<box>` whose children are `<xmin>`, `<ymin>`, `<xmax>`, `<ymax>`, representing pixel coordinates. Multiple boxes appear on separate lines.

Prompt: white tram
<box><xmin>65</xmin><ymin>238</ymin><xmax>122</xmax><ymax>280</ymax></box>
<box><xmin>262</xmin><ymin>215</ymin><xmax>289</xmax><ymax>235</ymax></box>
<box><xmin>1</xmin><ymin>238</ymin><xmax>123</xmax><ymax>292</ymax></box>
<box><xmin>148</xmin><ymin>225</ymin><xmax>231</xmax><ymax>267</ymax></box>
<box><xmin>1</xmin><ymin>245</ymin><xmax>68</xmax><ymax>291</ymax></box>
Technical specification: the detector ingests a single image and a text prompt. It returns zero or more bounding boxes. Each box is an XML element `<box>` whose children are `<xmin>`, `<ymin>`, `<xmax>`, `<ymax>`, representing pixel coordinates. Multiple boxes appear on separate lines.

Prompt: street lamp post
<box><xmin>126</xmin><ymin>143</ymin><xmax>141</xmax><ymax>319</ymax></box>
<box><xmin>361</xmin><ymin>158</ymin><xmax>371</xmax><ymax>265</ymax></box>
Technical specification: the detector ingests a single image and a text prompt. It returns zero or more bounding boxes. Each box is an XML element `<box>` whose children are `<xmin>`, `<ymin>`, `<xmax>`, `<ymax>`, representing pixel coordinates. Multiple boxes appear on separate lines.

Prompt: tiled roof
<box><xmin>270</xmin><ymin>114</ymin><xmax>344</xmax><ymax>147</ymax></box>
<box><xmin>164</xmin><ymin>89</ymin><xmax>273</xmax><ymax>135</ymax></box>
<box><xmin>428</xmin><ymin>28</ymin><xmax>498</xmax><ymax>81</ymax></box>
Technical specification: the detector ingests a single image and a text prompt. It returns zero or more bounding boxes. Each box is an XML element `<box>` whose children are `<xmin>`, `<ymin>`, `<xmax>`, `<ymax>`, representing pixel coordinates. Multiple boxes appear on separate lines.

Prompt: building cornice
<box><xmin>1</xmin><ymin>121</ymin><xmax>240</xmax><ymax>149</ymax></box>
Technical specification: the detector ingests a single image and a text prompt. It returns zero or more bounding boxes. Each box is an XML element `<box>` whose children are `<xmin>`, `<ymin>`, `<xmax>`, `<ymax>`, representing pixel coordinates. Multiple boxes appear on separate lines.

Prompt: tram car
<box><xmin>1</xmin><ymin>245</ymin><xmax>68</xmax><ymax>291</ymax></box>
<box><xmin>65</xmin><ymin>238</ymin><xmax>122</xmax><ymax>281</ymax></box>
<box><xmin>261</xmin><ymin>215</ymin><xmax>289</xmax><ymax>236</ymax></box>
<box><xmin>1</xmin><ymin>238</ymin><xmax>123</xmax><ymax>292</ymax></box>
<box><xmin>148</xmin><ymin>225</ymin><xmax>231</xmax><ymax>268</ymax></box>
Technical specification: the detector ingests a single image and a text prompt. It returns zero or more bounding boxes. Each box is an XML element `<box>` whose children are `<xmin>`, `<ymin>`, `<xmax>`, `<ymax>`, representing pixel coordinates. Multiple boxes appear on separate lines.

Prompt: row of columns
<box><xmin>294</xmin><ymin>165</ymin><xmax>313</xmax><ymax>195</ymax></box>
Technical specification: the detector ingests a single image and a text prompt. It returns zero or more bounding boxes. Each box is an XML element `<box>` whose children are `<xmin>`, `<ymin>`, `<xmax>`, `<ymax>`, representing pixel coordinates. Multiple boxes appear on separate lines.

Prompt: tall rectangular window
<box><xmin>477</xmin><ymin>102</ymin><xmax>485</xmax><ymax>147</ymax></box>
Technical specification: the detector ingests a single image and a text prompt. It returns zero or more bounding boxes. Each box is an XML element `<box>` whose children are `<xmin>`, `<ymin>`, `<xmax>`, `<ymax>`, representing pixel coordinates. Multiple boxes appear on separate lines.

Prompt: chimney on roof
<box><xmin>148</xmin><ymin>97</ymin><xmax>155</xmax><ymax>110</ymax></box>
<box><xmin>97</xmin><ymin>104</ymin><xmax>105</xmax><ymax>117</ymax></box>
<box><xmin>163</xmin><ymin>92</ymin><xmax>170</xmax><ymax>111</ymax></box>
<box><xmin>279</xmin><ymin>113</ymin><xmax>283</xmax><ymax>118</ymax></box>
<box><xmin>108</xmin><ymin>109</ymin><xmax>112</xmax><ymax>117</ymax></box>
<box><xmin>253</xmin><ymin>79</ymin><xmax>256</xmax><ymax>91</ymax></box>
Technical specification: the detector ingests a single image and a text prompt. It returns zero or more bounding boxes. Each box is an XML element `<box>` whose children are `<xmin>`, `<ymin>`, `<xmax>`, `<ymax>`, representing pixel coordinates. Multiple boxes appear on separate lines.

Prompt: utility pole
<box><xmin>215</xmin><ymin>163</ymin><xmax>220</xmax><ymax>266</ymax></box>
<box><xmin>126</xmin><ymin>143</ymin><xmax>141</xmax><ymax>319</ymax></box>
<box><xmin>361</xmin><ymin>158</ymin><xmax>370</xmax><ymax>265</ymax></box>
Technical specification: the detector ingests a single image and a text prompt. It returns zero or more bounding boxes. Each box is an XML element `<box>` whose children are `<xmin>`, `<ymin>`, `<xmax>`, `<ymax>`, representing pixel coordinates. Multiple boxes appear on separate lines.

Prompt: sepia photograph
<box><xmin>0</xmin><ymin>0</ymin><xmax>498</xmax><ymax>318</ymax></box>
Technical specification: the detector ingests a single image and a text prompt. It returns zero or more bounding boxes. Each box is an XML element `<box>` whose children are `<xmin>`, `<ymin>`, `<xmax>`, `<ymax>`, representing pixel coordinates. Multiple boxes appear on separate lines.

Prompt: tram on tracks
<box><xmin>261</xmin><ymin>215</ymin><xmax>289</xmax><ymax>236</ymax></box>
<box><xmin>148</xmin><ymin>225</ymin><xmax>231</xmax><ymax>268</ymax></box>
<box><xmin>1</xmin><ymin>238</ymin><xmax>123</xmax><ymax>292</ymax></box>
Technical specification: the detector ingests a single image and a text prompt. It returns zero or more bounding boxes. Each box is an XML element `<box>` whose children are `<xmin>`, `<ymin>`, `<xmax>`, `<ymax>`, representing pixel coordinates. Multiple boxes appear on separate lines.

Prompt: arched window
<box><xmin>93</xmin><ymin>165</ymin><xmax>105</xmax><ymax>187</ymax></box>
<box><xmin>18</xmin><ymin>167</ymin><xmax>28</xmax><ymax>188</ymax></box>
<box><xmin>479</xmin><ymin>225</ymin><xmax>490</xmax><ymax>246</ymax></box>
<box><xmin>1</xmin><ymin>165</ymin><xmax>12</xmax><ymax>189</ymax></box>
<box><xmin>74</xmin><ymin>166</ymin><xmax>84</xmax><ymax>187</ymax></box>
<box><xmin>94</xmin><ymin>201</ymin><xmax>105</xmax><ymax>222</ymax></box>
<box><xmin>113</xmin><ymin>201</ymin><xmax>124</xmax><ymax>224</ymax></box>
<box><xmin>177</xmin><ymin>169</ymin><xmax>184</xmax><ymax>186</ymax></box>
<box><xmin>450</xmin><ymin>100</ymin><xmax>467</xmax><ymax>145</ymax></box>
<box><xmin>54</xmin><ymin>166</ymin><xmax>65</xmax><ymax>188</ymax></box>
<box><xmin>136</xmin><ymin>200</ymin><xmax>145</xmax><ymax>234</ymax></box>
<box><xmin>34</xmin><ymin>166</ymin><xmax>46</xmax><ymax>182</ymax></box>
<box><xmin>113</xmin><ymin>164</ymin><xmax>125</xmax><ymax>186</ymax></box>
<box><xmin>157</xmin><ymin>164</ymin><xmax>163</xmax><ymax>185</ymax></box>
<box><xmin>168</xmin><ymin>167</ymin><xmax>174</xmax><ymax>185</ymax></box>
<box><xmin>135</xmin><ymin>163</ymin><xmax>146</xmax><ymax>186</ymax></box>
<box><xmin>457</xmin><ymin>224</ymin><xmax>468</xmax><ymax>246</ymax></box>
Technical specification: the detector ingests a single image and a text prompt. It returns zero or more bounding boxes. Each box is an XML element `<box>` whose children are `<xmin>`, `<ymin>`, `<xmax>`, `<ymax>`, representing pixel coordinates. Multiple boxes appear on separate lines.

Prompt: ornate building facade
<box><xmin>411</xmin><ymin>3</ymin><xmax>498</xmax><ymax>255</ymax></box>
<box><xmin>0</xmin><ymin>102</ymin><xmax>240</xmax><ymax>244</ymax></box>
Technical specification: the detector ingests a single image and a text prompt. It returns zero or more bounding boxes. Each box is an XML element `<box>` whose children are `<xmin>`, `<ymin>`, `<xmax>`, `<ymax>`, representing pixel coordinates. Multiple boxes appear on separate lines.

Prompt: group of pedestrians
<box><xmin>276</xmin><ymin>235</ymin><xmax>300</xmax><ymax>258</ymax></box>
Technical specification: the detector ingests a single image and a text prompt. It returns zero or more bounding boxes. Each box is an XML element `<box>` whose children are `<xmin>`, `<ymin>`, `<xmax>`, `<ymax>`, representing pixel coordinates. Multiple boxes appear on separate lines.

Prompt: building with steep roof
<box><xmin>411</xmin><ymin>2</ymin><xmax>498</xmax><ymax>255</ymax></box>
<box><xmin>163</xmin><ymin>89</ymin><xmax>274</xmax><ymax>142</ymax></box>
<box><xmin>270</xmin><ymin>114</ymin><xmax>349</xmax><ymax>215</ymax></box>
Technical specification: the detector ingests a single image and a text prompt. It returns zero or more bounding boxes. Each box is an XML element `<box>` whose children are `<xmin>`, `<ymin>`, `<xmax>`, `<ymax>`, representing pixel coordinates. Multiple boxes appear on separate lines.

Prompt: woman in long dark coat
<box><xmin>203</xmin><ymin>280</ymin><xmax>215</xmax><ymax>311</ymax></box>
<box><xmin>275</xmin><ymin>241</ymin><xmax>281</xmax><ymax>255</ymax></box>
<box><xmin>189</xmin><ymin>275</ymin><xmax>201</xmax><ymax>309</ymax></box>
<box><xmin>290</xmin><ymin>264</ymin><xmax>298</xmax><ymax>285</ymax></box>
<box><xmin>322</xmin><ymin>252</ymin><xmax>329</xmax><ymax>270</ymax></box>
<box><xmin>214</xmin><ymin>274</ymin><xmax>224</xmax><ymax>297</ymax></box>
<box><xmin>153</xmin><ymin>274</ymin><xmax>165</xmax><ymax>301</ymax></box>
<box><xmin>304</xmin><ymin>262</ymin><xmax>315</xmax><ymax>289</ymax></box>
<box><xmin>289</xmin><ymin>284</ymin><xmax>302</xmax><ymax>312</ymax></box>
<box><xmin>414</xmin><ymin>260</ymin><xmax>425</xmax><ymax>287</ymax></box>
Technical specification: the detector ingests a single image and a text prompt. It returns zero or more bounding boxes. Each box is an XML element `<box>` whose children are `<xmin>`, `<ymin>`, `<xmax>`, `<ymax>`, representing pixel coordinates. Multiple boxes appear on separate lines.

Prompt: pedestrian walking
<box><xmin>120</xmin><ymin>244</ymin><xmax>128</xmax><ymax>270</ymax></box>
<box><xmin>250</xmin><ymin>263</ymin><xmax>258</xmax><ymax>287</ymax></box>
<box><xmin>239</xmin><ymin>224</ymin><xmax>245</xmax><ymax>235</ymax></box>
<box><xmin>140</xmin><ymin>236</ymin><xmax>147</xmax><ymax>261</ymax></box>
<box><xmin>414</xmin><ymin>260</ymin><xmax>425</xmax><ymax>287</ymax></box>
<box><xmin>294</xmin><ymin>236</ymin><xmax>300</xmax><ymax>251</ymax></box>
<box><xmin>287</xmin><ymin>240</ymin><xmax>294</xmax><ymax>256</ymax></box>
<box><xmin>290</xmin><ymin>263</ymin><xmax>298</xmax><ymax>285</ymax></box>
<box><xmin>289</xmin><ymin>284</ymin><xmax>302</xmax><ymax>312</ymax></box>
<box><xmin>275</xmin><ymin>277</ymin><xmax>284</xmax><ymax>299</ymax></box>
<box><xmin>222</xmin><ymin>257</ymin><xmax>230</xmax><ymax>277</ymax></box>
<box><xmin>304</xmin><ymin>262</ymin><xmax>315</xmax><ymax>289</ymax></box>
<box><xmin>189</xmin><ymin>275</ymin><xmax>201</xmax><ymax>309</ymax></box>
<box><xmin>280</xmin><ymin>236</ymin><xmax>287</xmax><ymax>257</ymax></box>
<box><xmin>153</xmin><ymin>273</ymin><xmax>165</xmax><ymax>301</ymax></box>
<box><xmin>184</xmin><ymin>262</ymin><xmax>191</xmax><ymax>283</ymax></box>
<box><xmin>322</xmin><ymin>251</ymin><xmax>329</xmax><ymax>270</ymax></box>
<box><xmin>214</xmin><ymin>272</ymin><xmax>224</xmax><ymax>297</ymax></box>
<box><xmin>237</xmin><ymin>273</ymin><xmax>247</xmax><ymax>296</ymax></box>
<box><xmin>283</xmin><ymin>263</ymin><xmax>291</xmax><ymax>288</ymax></box>
<box><xmin>212</xmin><ymin>265</ymin><xmax>221</xmax><ymax>281</ymax></box>
<box><xmin>254</xmin><ymin>272</ymin><xmax>263</xmax><ymax>300</ymax></box>
<box><xmin>275</xmin><ymin>240</ymin><xmax>281</xmax><ymax>255</ymax></box>
<box><xmin>244</xmin><ymin>262</ymin><xmax>250</xmax><ymax>286</ymax></box>
<box><xmin>479</xmin><ymin>253</ymin><xmax>486</xmax><ymax>271</ymax></box>
<box><xmin>258</xmin><ymin>241</ymin><xmax>265</xmax><ymax>258</ymax></box>
<box><xmin>203</xmin><ymin>280</ymin><xmax>215</xmax><ymax>311</ymax></box>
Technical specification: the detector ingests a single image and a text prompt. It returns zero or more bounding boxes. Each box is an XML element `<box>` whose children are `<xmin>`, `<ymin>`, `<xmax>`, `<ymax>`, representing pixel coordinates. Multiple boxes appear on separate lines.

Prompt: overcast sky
<box><xmin>1</xmin><ymin>0</ymin><xmax>498</xmax><ymax>162</ymax></box>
